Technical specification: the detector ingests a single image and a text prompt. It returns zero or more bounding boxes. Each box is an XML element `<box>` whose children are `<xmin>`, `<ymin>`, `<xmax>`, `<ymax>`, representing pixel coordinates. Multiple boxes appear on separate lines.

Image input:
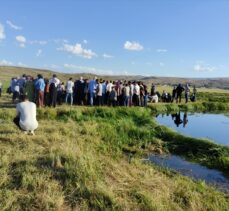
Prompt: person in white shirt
<box><xmin>49</xmin><ymin>74</ymin><xmax>60</xmax><ymax>107</ymax></box>
<box><xmin>130</xmin><ymin>82</ymin><xmax>134</xmax><ymax>106</ymax></box>
<box><xmin>96</xmin><ymin>79</ymin><xmax>103</xmax><ymax>106</ymax></box>
<box><xmin>106</xmin><ymin>80</ymin><xmax>113</xmax><ymax>105</ymax></box>
<box><xmin>133</xmin><ymin>81</ymin><xmax>140</xmax><ymax>106</ymax></box>
<box><xmin>14</xmin><ymin>94</ymin><xmax>38</xmax><ymax>135</ymax></box>
<box><xmin>65</xmin><ymin>78</ymin><xmax>74</xmax><ymax>105</ymax></box>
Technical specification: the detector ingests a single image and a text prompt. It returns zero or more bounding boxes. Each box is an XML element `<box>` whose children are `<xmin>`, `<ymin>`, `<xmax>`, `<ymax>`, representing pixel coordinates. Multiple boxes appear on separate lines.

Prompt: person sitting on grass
<box><xmin>14</xmin><ymin>94</ymin><xmax>38</xmax><ymax>135</ymax></box>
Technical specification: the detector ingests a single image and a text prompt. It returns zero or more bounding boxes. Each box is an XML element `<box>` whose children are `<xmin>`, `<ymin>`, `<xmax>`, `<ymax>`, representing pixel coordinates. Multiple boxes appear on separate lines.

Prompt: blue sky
<box><xmin>0</xmin><ymin>0</ymin><xmax>229</xmax><ymax>77</ymax></box>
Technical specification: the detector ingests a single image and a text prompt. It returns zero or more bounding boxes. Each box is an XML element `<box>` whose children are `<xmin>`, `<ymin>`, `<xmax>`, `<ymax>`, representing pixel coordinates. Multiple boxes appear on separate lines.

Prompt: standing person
<box><xmin>35</xmin><ymin>74</ymin><xmax>45</xmax><ymax>108</ymax></box>
<box><xmin>25</xmin><ymin>76</ymin><xmax>35</xmax><ymax>102</ymax></box>
<box><xmin>143</xmin><ymin>85</ymin><xmax>148</xmax><ymax>107</ymax></box>
<box><xmin>184</xmin><ymin>83</ymin><xmax>190</xmax><ymax>103</ymax></box>
<box><xmin>73</xmin><ymin>77</ymin><xmax>84</xmax><ymax>105</ymax></box>
<box><xmin>65</xmin><ymin>78</ymin><xmax>74</xmax><ymax>106</ymax></box>
<box><xmin>57</xmin><ymin>82</ymin><xmax>65</xmax><ymax>105</ymax></box>
<box><xmin>102</xmin><ymin>80</ymin><xmax>107</xmax><ymax>105</ymax></box>
<box><xmin>109</xmin><ymin>86</ymin><xmax>117</xmax><ymax>107</ymax></box>
<box><xmin>11</xmin><ymin>77</ymin><xmax>20</xmax><ymax>103</ymax></box>
<box><xmin>88</xmin><ymin>77</ymin><xmax>97</xmax><ymax>106</ymax></box>
<box><xmin>106</xmin><ymin>80</ymin><xmax>113</xmax><ymax>106</ymax></box>
<box><xmin>192</xmin><ymin>86</ymin><xmax>197</xmax><ymax>102</ymax></box>
<box><xmin>18</xmin><ymin>74</ymin><xmax>26</xmax><ymax>95</ymax></box>
<box><xmin>116</xmin><ymin>81</ymin><xmax>123</xmax><ymax>106</ymax></box>
<box><xmin>0</xmin><ymin>81</ymin><xmax>2</xmax><ymax>97</ymax></box>
<box><xmin>123</xmin><ymin>83</ymin><xmax>130</xmax><ymax>107</ymax></box>
<box><xmin>78</xmin><ymin>77</ymin><xmax>85</xmax><ymax>105</ymax></box>
<box><xmin>44</xmin><ymin>79</ymin><xmax>50</xmax><ymax>106</ymax></box>
<box><xmin>151</xmin><ymin>84</ymin><xmax>156</xmax><ymax>96</ymax></box>
<box><xmin>176</xmin><ymin>84</ymin><xmax>184</xmax><ymax>103</ymax></box>
<box><xmin>14</xmin><ymin>94</ymin><xmax>38</xmax><ymax>135</ymax></box>
<box><xmin>83</xmin><ymin>79</ymin><xmax>89</xmax><ymax>105</ymax></box>
<box><xmin>133</xmin><ymin>81</ymin><xmax>140</xmax><ymax>106</ymax></box>
<box><xmin>140</xmin><ymin>82</ymin><xmax>145</xmax><ymax>106</ymax></box>
<box><xmin>171</xmin><ymin>86</ymin><xmax>177</xmax><ymax>103</ymax></box>
<box><xmin>49</xmin><ymin>74</ymin><xmax>60</xmax><ymax>107</ymax></box>
<box><xmin>96</xmin><ymin>80</ymin><xmax>103</xmax><ymax>106</ymax></box>
<box><xmin>129</xmin><ymin>81</ymin><xmax>134</xmax><ymax>106</ymax></box>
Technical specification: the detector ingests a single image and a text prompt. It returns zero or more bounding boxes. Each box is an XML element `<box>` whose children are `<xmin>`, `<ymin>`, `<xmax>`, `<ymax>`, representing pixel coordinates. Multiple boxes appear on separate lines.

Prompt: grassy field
<box><xmin>0</xmin><ymin>93</ymin><xmax>229</xmax><ymax>210</ymax></box>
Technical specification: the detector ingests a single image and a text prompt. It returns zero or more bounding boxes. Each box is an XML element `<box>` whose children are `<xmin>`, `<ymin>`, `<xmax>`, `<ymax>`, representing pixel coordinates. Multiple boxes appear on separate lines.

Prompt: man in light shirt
<box><xmin>88</xmin><ymin>77</ymin><xmax>97</xmax><ymax>106</ymax></box>
<box><xmin>123</xmin><ymin>83</ymin><xmax>130</xmax><ymax>106</ymax></box>
<box><xmin>65</xmin><ymin>78</ymin><xmax>74</xmax><ymax>105</ymax></box>
<box><xmin>106</xmin><ymin>80</ymin><xmax>113</xmax><ymax>105</ymax></box>
<box><xmin>14</xmin><ymin>94</ymin><xmax>38</xmax><ymax>135</ymax></box>
<box><xmin>96</xmin><ymin>79</ymin><xmax>103</xmax><ymax>106</ymax></box>
<box><xmin>133</xmin><ymin>81</ymin><xmax>140</xmax><ymax>106</ymax></box>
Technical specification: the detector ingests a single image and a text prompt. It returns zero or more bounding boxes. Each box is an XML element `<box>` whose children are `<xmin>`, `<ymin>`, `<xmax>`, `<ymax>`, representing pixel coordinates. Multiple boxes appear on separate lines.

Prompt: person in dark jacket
<box><xmin>176</xmin><ymin>84</ymin><xmax>184</xmax><ymax>103</ymax></box>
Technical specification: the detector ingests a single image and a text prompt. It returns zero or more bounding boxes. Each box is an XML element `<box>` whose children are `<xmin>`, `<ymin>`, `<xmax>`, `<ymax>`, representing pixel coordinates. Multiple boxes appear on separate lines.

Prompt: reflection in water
<box><xmin>156</xmin><ymin>112</ymin><xmax>229</xmax><ymax>146</ymax></box>
<box><xmin>149</xmin><ymin>154</ymin><xmax>229</xmax><ymax>193</ymax></box>
<box><xmin>171</xmin><ymin>112</ymin><xmax>189</xmax><ymax>128</ymax></box>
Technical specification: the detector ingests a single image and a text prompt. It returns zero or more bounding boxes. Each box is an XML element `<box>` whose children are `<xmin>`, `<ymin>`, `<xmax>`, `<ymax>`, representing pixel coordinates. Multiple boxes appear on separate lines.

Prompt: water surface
<box><xmin>156</xmin><ymin>112</ymin><xmax>229</xmax><ymax>146</ymax></box>
<box><xmin>149</xmin><ymin>154</ymin><xmax>229</xmax><ymax>193</ymax></box>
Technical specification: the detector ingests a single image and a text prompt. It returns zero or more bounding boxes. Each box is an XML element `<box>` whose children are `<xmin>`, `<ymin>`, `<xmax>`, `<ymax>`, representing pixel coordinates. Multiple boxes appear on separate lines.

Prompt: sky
<box><xmin>0</xmin><ymin>0</ymin><xmax>229</xmax><ymax>77</ymax></box>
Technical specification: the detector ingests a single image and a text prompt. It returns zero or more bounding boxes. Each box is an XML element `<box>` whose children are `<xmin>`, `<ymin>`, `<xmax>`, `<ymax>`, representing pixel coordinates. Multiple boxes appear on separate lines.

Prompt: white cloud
<box><xmin>103</xmin><ymin>53</ymin><xmax>113</xmax><ymax>59</ymax></box>
<box><xmin>83</xmin><ymin>39</ymin><xmax>88</xmax><ymax>44</ymax></box>
<box><xmin>124</xmin><ymin>41</ymin><xmax>143</xmax><ymax>51</ymax></box>
<box><xmin>157</xmin><ymin>49</ymin><xmax>168</xmax><ymax>53</ymax></box>
<box><xmin>0</xmin><ymin>59</ymin><xmax>13</xmax><ymax>66</ymax></box>
<box><xmin>17</xmin><ymin>62</ymin><xmax>27</xmax><ymax>67</ymax></box>
<box><xmin>159</xmin><ymin>62</ymin><xmax>165</xmax><ymax>67</ymax></box>
<box><xmin>64</xmin><ymin>64</ymin><xmax>114</xmax><ymax>75</ymax></box>
<box><xmin>29</xmin><ymin>40</ymin><xmax>47</xmax><ymax>45</ymax></box>
<box><xmin>16</xmin><ymin>35</ymin><xmax>26</xmax><ymax>43</ymax></box>
<box><xmin>36</xmin><ymin>49</ymin><xmax>42</xmax><ymax>57</ymax></box>
<box><xmin>63</xmin><ymin>64</ymin><xmax>137</xmax><ymax>75</ymax></box>
<box><xmin>194</xmin><ymin>61</ymin><xmax>216</xmax><ymax>72</ymax></box>
<box><xmin>53</xmin><ymin>38</ymin><xmax>68</xmax><ymax>44</ymax></box>
<box><xmin>59</xmin><ymin>43</ymin><xmax>97</xmax><ymax>59</ymax></box>
<box><xmin>19</xmin><ymin>43</ymin><xmax>25</xmax><ymax>48</ymax></box>
<box><xmin>43</xmin><ymin>64</ymin><xmax>60</xmax><ymax>70</ymax></box>
<box><xmin>6</xmin><ymin>20</ymin><xmax>22</xmax><ymax>30</ymax></box>
<box><xmin>16</xmin><ymin>35</ymin><xmax>26</xmax><ymax>48</ymax></box>
<box><xmin>0</xmin><ymin>23</ymin><xmax>6</xmax><ymax>40</ymax></box>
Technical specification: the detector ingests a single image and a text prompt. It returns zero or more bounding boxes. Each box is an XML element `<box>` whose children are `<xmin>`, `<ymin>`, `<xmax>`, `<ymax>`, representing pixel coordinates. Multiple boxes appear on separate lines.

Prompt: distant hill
<box><xmin>0</xmin><ymin>66</ymin><xmax>229</xmax><ymax>89</ymax></box>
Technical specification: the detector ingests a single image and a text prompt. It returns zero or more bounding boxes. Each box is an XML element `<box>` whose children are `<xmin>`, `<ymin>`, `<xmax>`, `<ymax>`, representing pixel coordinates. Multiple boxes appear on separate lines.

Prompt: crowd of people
<box><xmin>0</xmin><ymin>74</ymin><xmax>197</xmax><ymax>135</ymax></box>
<box><xmin>7</xmin><ymin>74</ymin><xmax>150</xmax><ymax>108</ymax></box>
<box><xmin>4</xmin><ymin>74</ymin><xmax>197</xmax><ymax>108</ymax></box>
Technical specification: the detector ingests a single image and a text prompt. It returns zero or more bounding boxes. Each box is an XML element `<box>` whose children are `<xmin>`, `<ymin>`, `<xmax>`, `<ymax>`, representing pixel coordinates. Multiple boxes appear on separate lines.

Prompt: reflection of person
<box><xmin>174</xmin><ymin>112</ymin><xmax>183</xmax><ymax>127</ymax></box>
<box><xmin>171</xmin><ymin>113</ymin><xmax>177</xmax><ymax>120</ymax></box>
<box><xmin>171</xmin><ymin>86</ymin><xmax>177</xmax><ymax>102</ymax></box>
<box><xmin>14</xmin><ymin>94</ymin><xmax>38</xmax><ymax>135</ymax></box>
<box><xmin>183</xmin><ymin>112</ymin><xmax>188</xmax><ymax>128</ymax></box>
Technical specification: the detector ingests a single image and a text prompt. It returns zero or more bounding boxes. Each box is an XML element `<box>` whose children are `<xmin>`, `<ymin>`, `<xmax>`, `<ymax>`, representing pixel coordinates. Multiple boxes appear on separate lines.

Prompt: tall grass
<box><xmin>0</xmin><ymin>94</ymin><xmax>229</xmax><ymax>210</ymax></box>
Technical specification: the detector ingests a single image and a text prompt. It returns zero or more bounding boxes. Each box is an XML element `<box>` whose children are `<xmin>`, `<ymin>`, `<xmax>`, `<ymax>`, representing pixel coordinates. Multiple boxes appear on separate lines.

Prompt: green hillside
<box><xmin>1</xmin><ymin>66</ymin><xmax>229</xmax><ymax>90</ymax></box>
